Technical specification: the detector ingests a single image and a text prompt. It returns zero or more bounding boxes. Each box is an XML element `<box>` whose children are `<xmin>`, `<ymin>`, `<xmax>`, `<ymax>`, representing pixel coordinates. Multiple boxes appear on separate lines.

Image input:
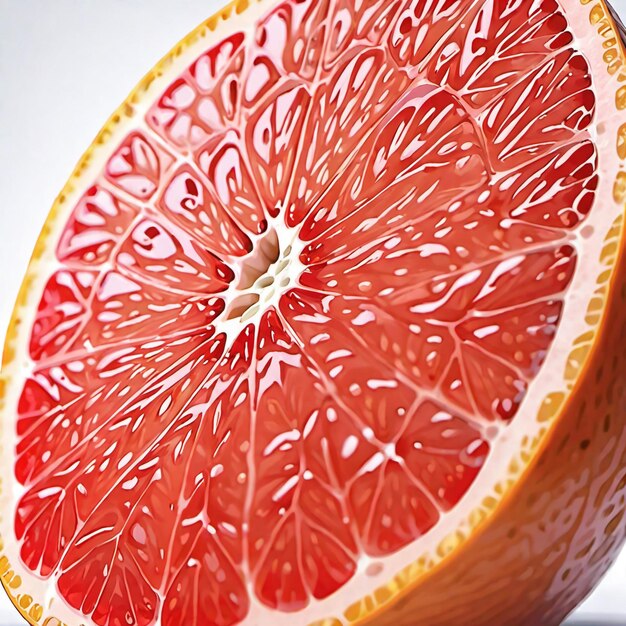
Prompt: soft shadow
<box><xmin>562</xmin><ymin>617</ymin><xmax>626</xmax><ymax>626</ymax></box>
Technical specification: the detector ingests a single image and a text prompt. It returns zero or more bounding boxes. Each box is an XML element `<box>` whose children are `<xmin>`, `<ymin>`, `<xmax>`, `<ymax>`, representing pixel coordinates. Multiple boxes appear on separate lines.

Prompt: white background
<box><xmin>0</xmin><ymin>1</ymin><xmax>625</xmax><ymax>624</ymax></box>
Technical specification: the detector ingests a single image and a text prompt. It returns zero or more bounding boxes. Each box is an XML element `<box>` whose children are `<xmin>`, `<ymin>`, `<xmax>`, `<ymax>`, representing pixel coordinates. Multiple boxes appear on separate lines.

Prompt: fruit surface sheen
<box><xmin>1</xmin><ymin>1</ymin><xmax>626</xmax><ymax>626</ymax></box>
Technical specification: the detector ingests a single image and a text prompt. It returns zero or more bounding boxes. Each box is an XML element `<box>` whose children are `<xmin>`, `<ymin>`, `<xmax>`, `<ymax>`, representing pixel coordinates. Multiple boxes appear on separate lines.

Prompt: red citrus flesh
<box><xmin>12</xmin><ymin>0</ymin><xmax>598</xmax><ymax>625</ymax></box>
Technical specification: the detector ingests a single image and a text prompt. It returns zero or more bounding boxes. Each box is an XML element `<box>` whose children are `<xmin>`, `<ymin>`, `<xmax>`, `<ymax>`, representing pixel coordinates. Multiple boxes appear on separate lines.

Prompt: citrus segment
<box><xmin>2</xmin><ymin>0</ymin><xmax>626</xmax><ymax>626</ymax></box>
<box><xmin>158</xmin><ymin>166</ymin><xmax>253</xmax><ymax>257</ymax></box>
<box><xmin>420</xmin><ymin>0</ymin><xmax>573</xmax><ymax>108</ymax></box>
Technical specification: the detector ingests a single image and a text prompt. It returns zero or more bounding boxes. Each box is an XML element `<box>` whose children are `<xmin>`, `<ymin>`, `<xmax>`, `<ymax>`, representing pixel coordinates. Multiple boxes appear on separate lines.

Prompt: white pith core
<box><xmin>220</xmin><ymin>217</ymin><xmax>306</xmax><ymax>340</ymax></box>
<box><xmin>0</xmin><ymin>1</ymin><xmax>624</xmax><ymax>625</ymax></box>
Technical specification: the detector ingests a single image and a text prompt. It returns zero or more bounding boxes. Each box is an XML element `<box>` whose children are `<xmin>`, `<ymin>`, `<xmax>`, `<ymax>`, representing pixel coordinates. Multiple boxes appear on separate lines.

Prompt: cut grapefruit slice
<box><xmin>2</xmin><ymin>1</ymin><xmax>626</xmax><ymax>625</ymax></box>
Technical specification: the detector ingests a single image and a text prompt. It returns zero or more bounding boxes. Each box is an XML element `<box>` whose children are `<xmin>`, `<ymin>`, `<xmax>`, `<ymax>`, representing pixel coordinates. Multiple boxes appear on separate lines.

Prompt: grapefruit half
<box><xmin>2</xmin><ymin>1</ymin><xmax>626</xmax><ymax>625</ymax></box>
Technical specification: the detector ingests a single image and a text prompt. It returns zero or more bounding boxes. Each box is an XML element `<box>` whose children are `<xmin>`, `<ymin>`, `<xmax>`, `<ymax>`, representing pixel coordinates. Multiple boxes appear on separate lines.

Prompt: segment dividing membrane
<box><xmin>10</xmin><ymin>0</ymin><xmax>598</xmax><ymax>625</ymax></box>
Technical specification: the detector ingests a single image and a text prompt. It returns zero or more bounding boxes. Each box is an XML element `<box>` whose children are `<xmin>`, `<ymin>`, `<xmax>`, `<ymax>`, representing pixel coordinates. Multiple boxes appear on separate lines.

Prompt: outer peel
<box><xmin>0</xmin><ymin>1</ymin><xmax>625</xmax><ymax>625</ymax></box>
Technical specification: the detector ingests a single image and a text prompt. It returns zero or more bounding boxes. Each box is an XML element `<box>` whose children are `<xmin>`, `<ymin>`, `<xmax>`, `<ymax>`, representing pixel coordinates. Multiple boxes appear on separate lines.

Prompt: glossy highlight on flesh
<box><xmin>12</xmin><ymin>0</ymin><xmax>598</xmax><ymax>625</ymax></box>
